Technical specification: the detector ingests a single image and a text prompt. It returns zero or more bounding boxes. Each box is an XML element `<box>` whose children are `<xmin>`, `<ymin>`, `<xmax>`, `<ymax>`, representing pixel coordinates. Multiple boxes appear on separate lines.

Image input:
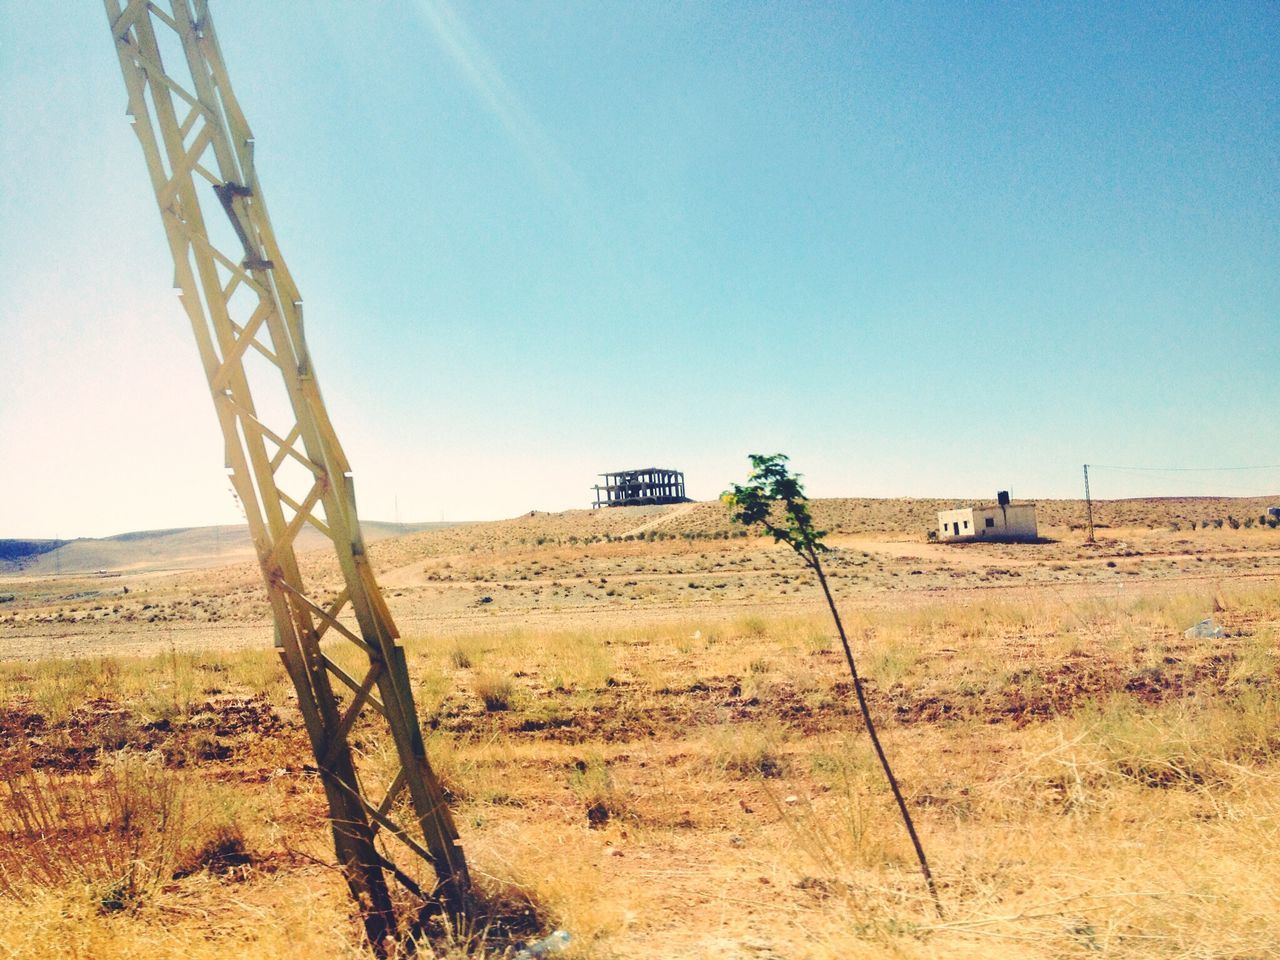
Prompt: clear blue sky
<box><xmin>1</xmin><ymin>2</ymin><xmax>1277</xmax><ymax>538</ymax></box>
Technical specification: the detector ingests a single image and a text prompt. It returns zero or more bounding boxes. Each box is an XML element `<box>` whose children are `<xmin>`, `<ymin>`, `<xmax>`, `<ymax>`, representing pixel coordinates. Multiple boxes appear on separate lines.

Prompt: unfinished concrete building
<box><xmin>592</xmin><ymin>467</ymin><xmax>690</xmax><ymax>508</ymax></box>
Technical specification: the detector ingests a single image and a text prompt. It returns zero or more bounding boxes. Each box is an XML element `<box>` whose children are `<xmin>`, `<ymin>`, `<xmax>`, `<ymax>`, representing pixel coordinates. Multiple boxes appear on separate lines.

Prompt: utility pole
<box><xmin>103</xmin><ymin>1</ymin><xmax>470</xmax><ymax>948</ymax></box>
<box><xmin>1083</xmin><ymin>464</ymin><xmax>1095</xmax><ymax>543</ymax></box>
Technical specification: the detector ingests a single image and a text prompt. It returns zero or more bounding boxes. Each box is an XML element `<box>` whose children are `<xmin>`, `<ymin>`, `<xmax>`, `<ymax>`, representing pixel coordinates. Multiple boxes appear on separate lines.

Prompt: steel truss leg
<box><xmin>102</xmin><ymin>0</ymin><xmax>471</xmax><ymax>948</ymax></box>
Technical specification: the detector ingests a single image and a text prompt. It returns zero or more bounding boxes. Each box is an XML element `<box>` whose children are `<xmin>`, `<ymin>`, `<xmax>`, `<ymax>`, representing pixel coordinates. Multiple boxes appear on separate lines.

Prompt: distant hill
<box><xmin>8</xmin><ymin>495</ymin><xmax>1278</xmax><ymax>579</ymax></box>
<box><xmin>363</xmin><ymin>494</ymin><xmax>1280</xmax><ymax>568</ymax></box>
<box><xmin>0</xmin><ymin>521</ymin><xmax>458</xmax><ymax>576</ymax></box>
<box><xmin>0</xmin><ymin>539</ymin><xmax>66</xmax><ymax>565</ymax></box>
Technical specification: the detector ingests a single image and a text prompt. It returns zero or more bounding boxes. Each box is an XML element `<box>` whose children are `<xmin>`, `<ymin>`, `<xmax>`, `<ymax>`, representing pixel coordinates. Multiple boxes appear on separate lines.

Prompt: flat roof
<box><xmin>597</xmin><ymin>467</ymin><xmax>683</xmax><ymax>477</ymax></box>
<box><xmin>940</xmin><ymin>502</ymin><xmax>1036</xmax><ymax>512</ymax></box>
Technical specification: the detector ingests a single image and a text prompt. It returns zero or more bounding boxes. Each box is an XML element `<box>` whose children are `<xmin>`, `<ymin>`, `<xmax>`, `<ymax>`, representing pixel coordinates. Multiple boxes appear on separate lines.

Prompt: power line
<box><xmin>1086</xmin><ymin>470</ymin><xmax>1279</xmax><ymax>498</ymax></box>
<box><xmin>1081</xmin><ymin>463</ymin><xmax>1280</xmax><ymax>506</ymax></box>
<box><xmin>1087</xmin><ymin>463</ymin><xmax>1280</xmax><ymax>472</ymax></box>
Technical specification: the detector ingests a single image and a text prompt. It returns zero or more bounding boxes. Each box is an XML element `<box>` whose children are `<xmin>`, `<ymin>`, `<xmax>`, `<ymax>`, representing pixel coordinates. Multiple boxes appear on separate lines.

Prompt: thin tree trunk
<box><xmin>808</xmin><ymin>550</ymin><xmax>943</xmax><ymax>917</ymax></box>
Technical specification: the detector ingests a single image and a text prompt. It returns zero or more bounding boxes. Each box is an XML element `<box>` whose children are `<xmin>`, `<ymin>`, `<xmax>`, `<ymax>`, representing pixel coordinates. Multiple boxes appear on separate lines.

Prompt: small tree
<box><xmin>724</xmin><ymin>454</ymin><xmax>942</xmax><ymax>915</ymax></box>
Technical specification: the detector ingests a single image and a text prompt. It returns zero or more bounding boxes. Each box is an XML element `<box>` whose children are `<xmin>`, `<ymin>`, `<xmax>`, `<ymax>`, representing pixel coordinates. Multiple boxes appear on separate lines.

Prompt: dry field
<box><xmin>0</xmin><ymin>497</ymin><xmax>1277</xmax><ymax>958</ymax></box>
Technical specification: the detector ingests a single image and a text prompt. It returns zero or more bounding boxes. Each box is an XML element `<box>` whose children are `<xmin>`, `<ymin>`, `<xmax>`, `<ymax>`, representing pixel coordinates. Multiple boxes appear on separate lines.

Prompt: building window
<box><xmin>985</xmin><ymin>517</ymin><xmax>995</xmax><ymax>528</ymax></box>
<box><xmin>963</xmin><ymin>520</ymin><xmax>969</xmax><ymax>529</ymax></box>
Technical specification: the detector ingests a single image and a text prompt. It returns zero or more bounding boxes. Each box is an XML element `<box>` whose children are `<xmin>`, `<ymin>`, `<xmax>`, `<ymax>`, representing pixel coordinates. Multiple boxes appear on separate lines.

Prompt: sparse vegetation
<box><xmin>1</xmin><ymin>500</ymin><xmax>1279</xmax><ymax>957</ymax></box>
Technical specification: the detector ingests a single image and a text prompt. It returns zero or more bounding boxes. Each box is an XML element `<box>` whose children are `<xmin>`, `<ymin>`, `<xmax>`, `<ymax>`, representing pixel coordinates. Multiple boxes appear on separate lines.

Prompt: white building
<box><xmin>938</xmin><ymin>493</ymin><xmax>1037</xmax><ymax>543</ymax></box>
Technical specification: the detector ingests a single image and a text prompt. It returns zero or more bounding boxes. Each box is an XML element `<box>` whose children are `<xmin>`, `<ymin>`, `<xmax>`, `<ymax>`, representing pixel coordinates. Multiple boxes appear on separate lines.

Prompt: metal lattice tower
<box><xmin>103</xmin><ymin>0</ymin><xmax>470</xmax><ymax>947</ymax></box>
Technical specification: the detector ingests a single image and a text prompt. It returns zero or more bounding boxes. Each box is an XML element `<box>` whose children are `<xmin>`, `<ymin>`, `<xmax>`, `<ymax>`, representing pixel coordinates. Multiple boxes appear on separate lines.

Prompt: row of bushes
<box><xmin>1169</xmin><ymin>515</ymin><xmax>1280</xmax><ymax>531</ymax></box>
<box><xmin>524</xmin><ymin>529</ymin><xmax>752</xmax><ymax>546</ymax></box>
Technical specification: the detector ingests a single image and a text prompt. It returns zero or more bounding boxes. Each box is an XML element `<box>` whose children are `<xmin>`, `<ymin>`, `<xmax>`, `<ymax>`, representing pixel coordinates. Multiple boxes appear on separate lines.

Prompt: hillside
<box><xmin>0</xmin><ymin>540</ymin><xmax>64</xmax><ymax>566</ymax></box>
<box><xmin>2</xmin><ymin>491</ymin><xmax>1279</xmax><ymax>959</ymax></box>
<box><xmin>5</xmin><ymin>495</ymin><xmax>1276</xmax><ymax>580</ymax></box>
<box><xmin>0</xmin><ymin>521</ymin><xmax>458</xmax><ymax>577</ymax></box>
<box><xmin>367</xmin><ymin>494</ymin><xmax>1280</xmax><ymax>568</ymax></box>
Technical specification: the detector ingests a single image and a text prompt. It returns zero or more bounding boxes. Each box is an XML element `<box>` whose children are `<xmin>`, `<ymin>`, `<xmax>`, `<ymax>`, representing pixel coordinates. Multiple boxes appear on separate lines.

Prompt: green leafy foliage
<box><xmin>722</xmin><ymin>454</ymin><xmax>829</xmax><ymax>563</ymax></box>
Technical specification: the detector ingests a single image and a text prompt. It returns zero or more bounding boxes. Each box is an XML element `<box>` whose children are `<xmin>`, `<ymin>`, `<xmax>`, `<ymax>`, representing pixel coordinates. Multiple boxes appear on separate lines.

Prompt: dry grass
<box><xmin>9</xmin><ymin>496</ymin><xmax>1280</xmax><ymax>666</ymax></box>
<box><xmin>1</xmin><ymin>513</ymin><xmax>1279</xmax><ymax>958</ymax></box>
<box><xmin>0</xmin><ymin>753</ymin><xmax>245</xmax><ymax>906</ymax></box>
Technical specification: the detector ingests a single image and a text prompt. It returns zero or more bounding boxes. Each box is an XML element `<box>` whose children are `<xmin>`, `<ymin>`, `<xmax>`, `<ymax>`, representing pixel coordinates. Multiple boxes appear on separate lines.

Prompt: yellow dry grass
<box><xmin>1</xmin><ymin>513</ymin><xmax>1278</xmax><ymax>958</ymax></box>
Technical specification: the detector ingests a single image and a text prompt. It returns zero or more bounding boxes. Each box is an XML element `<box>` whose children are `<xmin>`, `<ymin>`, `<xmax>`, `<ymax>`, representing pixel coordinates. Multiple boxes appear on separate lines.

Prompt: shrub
<box><xmin>0</xmin><ymin>752</ymin><xmax>245</xmax><ymax>907</ymax></box>
<box><xmin>567</xmin><ymin>755</ymin><xmax>632</xmax><ymax>827</ymax></box>
<box><xmin>474</xmin><ymin>673</ymin><xmax>515</xmax><ymax>712</ymax></box>
<box><xmin>707</xmin><ymin>725</ymin><xmax>788</xmax><ymax>780</ymax></box>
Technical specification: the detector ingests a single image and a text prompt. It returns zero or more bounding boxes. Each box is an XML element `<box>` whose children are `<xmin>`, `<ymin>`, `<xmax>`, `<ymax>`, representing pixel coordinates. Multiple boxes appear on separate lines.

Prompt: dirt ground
<box><xmin>0</xmin><ymin>499</ymin><xmax>1277</xmax><ymax>958</ymax></box>
<box><xmin>5</xmin><ymin>497</ymin><xmax>1280</xmax><ymax>663</ymax></box>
